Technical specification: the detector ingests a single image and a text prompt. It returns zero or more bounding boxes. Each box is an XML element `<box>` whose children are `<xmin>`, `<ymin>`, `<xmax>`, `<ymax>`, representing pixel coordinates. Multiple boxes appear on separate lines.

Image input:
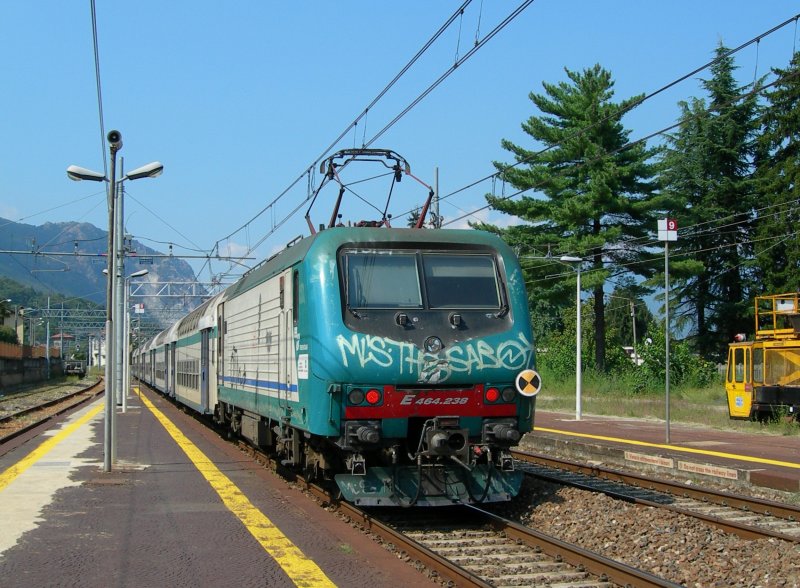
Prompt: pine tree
<box><xmin>661</xmin><ymin>44</ymin><xmax>760</xmax><ymax>359</ymax></box>
<box><xmin>754</xmin><ymin>52</ymin><xmax>800</xmax><ymax>293</ymax></box>
<box><xmin>479</xmin><ymin>64</ymin><xmax>662</xmax><ymax>371</ymax></box>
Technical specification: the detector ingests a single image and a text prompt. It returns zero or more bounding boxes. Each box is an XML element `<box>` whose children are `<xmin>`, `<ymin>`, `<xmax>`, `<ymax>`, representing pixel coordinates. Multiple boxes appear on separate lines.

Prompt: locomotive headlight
<box><xmin>501</xmin><ymin>386</ymin><xmax>516</xmax><ymax>402</ymax></box>
<box><xmin>348</xmin><ymin>388</ymin><xmax>365</xmax><ymax>405</ymax></box>
<box><xmin>424</xmin><ymin>336</ymin><xmax>443</xmax><ymax>353</ymax></box>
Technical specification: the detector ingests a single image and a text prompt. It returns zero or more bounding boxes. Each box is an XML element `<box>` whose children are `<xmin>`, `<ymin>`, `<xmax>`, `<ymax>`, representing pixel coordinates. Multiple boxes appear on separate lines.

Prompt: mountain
<box><xmin>0</xmin><ymin>218</ymin><xmax>206</xmax><ymax>322</ymax></box>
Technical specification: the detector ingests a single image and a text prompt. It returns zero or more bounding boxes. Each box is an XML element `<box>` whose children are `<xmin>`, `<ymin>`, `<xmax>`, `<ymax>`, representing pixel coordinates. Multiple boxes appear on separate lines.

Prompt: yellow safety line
<box><xmin>535</xmin><ymin>426</ymin><xmax>800</xmax><ymax>469</ymax></box>
<box><xmin>138</xmin><ymin>389</ymin><xmax>335</xmax><ymax>588</ymax></box>
<box><xmin>0</xmin><ymin>403</ymin><xmax>104</xmax><ymax>492</ymax></box>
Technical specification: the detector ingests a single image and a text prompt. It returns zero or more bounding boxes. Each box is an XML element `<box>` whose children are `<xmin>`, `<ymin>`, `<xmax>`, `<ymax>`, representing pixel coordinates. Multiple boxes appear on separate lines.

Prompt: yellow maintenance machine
<box><xmin>726</xmin><ymin>293</ymin><xmax>800</xmax><ymax>420</ymax></box>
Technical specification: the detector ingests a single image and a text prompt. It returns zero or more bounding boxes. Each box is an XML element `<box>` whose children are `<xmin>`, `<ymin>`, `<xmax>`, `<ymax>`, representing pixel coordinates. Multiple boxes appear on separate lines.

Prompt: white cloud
<box><xmin>443</xmin><ymin>205</ymin><xmax>523</xmax><ymax>230</ymax></box>
<box><xmin>0</xmin><ymin>204</ymin><xmax>20</xmax><ymax>220</ymax></box>
<box><xmin>220</xmin><ymin>241</ymin><xmax>250</xmax><ymax>259</ymax></box>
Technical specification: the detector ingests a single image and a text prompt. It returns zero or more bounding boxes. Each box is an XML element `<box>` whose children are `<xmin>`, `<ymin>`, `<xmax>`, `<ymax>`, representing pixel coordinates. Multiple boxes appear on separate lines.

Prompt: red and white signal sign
<box><xmin>658</xmin><ymin>218</ymin><xmax>678</xmax><ymax>241</ymax></box>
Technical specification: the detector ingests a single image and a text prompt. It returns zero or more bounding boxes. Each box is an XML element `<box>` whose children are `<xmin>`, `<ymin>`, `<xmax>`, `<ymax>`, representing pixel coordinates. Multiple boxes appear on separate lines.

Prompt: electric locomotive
<box><xmin>134</xmin><ymin>149</ymin><xmax>539</xmax><ymax>506</ymax></box>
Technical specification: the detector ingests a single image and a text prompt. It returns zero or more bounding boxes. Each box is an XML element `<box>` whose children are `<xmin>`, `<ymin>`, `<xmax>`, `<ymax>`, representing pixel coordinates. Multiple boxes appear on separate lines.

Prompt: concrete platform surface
<box><xmin>0</xmin><ymin>388</ymin><xmax>433</xmax><ymax>587</ymax></box>
<box><xmin>523</xmin><ymin>410</ymin><xmax>800</xmax><ymax>493</ymax></box>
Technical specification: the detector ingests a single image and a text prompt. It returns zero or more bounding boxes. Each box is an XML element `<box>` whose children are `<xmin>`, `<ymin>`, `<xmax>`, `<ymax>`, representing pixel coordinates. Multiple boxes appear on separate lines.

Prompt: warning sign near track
<box><xmin>515</xmin><ymin>369</ymin><xmax>541</xmax><ymax>397</ymax></box>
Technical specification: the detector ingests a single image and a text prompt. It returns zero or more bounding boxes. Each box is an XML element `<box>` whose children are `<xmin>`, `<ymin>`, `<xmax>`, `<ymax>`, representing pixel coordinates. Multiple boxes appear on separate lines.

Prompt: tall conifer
<box><xmin>481</xmin><ymin>65</ymin><xmax>661</xmax><ymax>371</ymax></box>
<box><xmin>661</xmin><ymin>45</ymin><xmax>760</xmax><ymax>359</ymax></box>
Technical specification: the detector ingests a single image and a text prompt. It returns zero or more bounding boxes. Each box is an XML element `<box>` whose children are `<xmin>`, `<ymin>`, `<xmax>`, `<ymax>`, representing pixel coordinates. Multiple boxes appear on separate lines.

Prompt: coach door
<box><xmin>726</xmin><ymin>344</ymin><xmax>751</xmax><ymax>418</ymax></box>
<box><xmin>200</xmin><ymin>329</ymin><xmax>210</xmax><ymax>412</ymax></box>
<box><xmin>168</xmin><ymin>342</ymin><xmax>177</xmax><ymax>397</ymax></box>
<box><xmin>279</xmin><ymin>270</ymin><xmax>294</xmax><ymax>410</ymax></box>
<box><xmin>217</xmin><ymin>305</ymin><xmax>225</xmax><ymax>388</ymax></box>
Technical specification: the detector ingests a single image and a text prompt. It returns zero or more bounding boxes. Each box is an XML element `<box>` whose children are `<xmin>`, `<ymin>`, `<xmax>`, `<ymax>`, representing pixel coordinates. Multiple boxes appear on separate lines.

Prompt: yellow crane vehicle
<box><xmin>726</xmin><ymin>293</ymin><xmax>800</xmax><ymax>421</ymax></box>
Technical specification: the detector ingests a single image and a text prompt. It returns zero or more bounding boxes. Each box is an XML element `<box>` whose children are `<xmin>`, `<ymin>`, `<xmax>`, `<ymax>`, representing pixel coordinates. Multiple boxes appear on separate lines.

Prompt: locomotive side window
<box><xmin>422</xmin><ymin>254</ymin><xmax>500</xmax><ymax>309</ymax></box>
<box><xmin>346</xmin><ymin>252</ymin><xmax>422</xmax><ymax>309</ymax></box>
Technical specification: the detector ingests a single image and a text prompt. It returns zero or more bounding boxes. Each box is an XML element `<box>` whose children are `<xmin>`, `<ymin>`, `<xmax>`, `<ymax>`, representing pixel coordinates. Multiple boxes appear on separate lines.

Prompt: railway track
<box><xmin>237</xmin><ymin>441</ymin><xmax>679</xmax><ymax>588</ymax></box>
<box><xmin>512</xmin><ymin>448</ymin><xmax>800</xmax><ymax>543</ymax></box>
<box><xmin>0</xmin><ymin>378</ymin><xmax>103</xmax><ymax>444</ymax></box>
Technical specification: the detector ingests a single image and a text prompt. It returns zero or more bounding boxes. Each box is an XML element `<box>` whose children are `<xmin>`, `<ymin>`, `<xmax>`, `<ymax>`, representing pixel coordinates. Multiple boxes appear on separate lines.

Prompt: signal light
<box><xmin>365</xmin><ymin>388</ymin><xmax>381</xmax><ymax>405</ymax></box>
<box><xmin>485</xmin><ymin>387</ymin><xmax>500</xmax><ymax>403</ymax></box>
<box><xmin>501</xmin><ymin>387</ymin><xmax>516</xmax><ymax>402</ymax></box>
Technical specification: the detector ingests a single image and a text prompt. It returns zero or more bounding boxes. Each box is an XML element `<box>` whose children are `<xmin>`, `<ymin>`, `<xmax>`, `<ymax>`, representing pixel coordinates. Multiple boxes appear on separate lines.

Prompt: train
<box><xmin>64</xmin><ymin>360</ymin><xmax>87</xmax><ymax>377</ymax></box>
<box><xmin>132</xmin><ymin>149</ymin><xmax>540</xmax><ymax>506</ymax></box>
<box><xmin>725</xmin><ymin>292</ymin><xmax>800</xmax><ymax>421</ymax></box>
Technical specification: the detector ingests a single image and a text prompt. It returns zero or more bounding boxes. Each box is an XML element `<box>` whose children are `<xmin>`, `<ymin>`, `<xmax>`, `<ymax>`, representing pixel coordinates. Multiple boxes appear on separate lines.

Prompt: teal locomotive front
<box><xmin>216</xmin><ymin>227</ymin><xmax>538</xmax><ymax>506</ymax></box>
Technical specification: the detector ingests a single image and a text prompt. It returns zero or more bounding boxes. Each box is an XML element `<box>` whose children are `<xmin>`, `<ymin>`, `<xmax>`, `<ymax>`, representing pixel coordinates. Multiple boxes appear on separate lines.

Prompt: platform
<box><xmin>522</xmin><ymin>410</ymin><xmax>800</xmax><ymax>494</ymax></box>
<box><xmin>0</xmin><ymin>387</ymin><xmax>433</xmax><ymax>587</ymax></box>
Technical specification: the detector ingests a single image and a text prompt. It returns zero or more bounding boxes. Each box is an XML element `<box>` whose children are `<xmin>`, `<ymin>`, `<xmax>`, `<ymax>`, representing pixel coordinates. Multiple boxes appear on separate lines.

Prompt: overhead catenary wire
<box><xmin>208</xmin><ymin>1</ymin><xmax>474</xmax><ymax>252</ymax></box>
<box><xmin>89</xmin><ymin>0</ymin><xmax>107</xmax><ymax>177</ymax></box>
<box><xmin>364</xmin><ymin>0</ymin><xmax>536</xmax><ymax>148</ymax></box>
<box><xmin>433</xmin><ymin>13</ymin><xmax>800</xmax><ymax>228</ymax></box>
<box><xmin>440</xmin><ymin>64</ymin><xmax>800</xmax><ymax>232</ymax></box>
<box><xmin>203</xmin><ymin>1</ymin><xmax>534</xmax><ymax>280</ymax></box>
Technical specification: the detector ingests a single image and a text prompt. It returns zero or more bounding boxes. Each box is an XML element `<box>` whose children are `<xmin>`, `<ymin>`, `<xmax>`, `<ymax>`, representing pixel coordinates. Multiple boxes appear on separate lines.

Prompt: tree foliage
<box><xmin>660</xmin><ymin>44</ymin><xmax>761</xmax><ymax>361</ymax></box>
<box><xmin>478</xmin><ymin>64</ymin><xmax>663</xmax><ymax>371</ymax></box>
<box><xmin>0</xmin><ymin>326</ymin><xmax>17</xmax><ymax>344</ymax></box>
<box><xmin>753</xmin><ymin>52</ymin><xmax>800</xmax><ymax>293</ymax></box>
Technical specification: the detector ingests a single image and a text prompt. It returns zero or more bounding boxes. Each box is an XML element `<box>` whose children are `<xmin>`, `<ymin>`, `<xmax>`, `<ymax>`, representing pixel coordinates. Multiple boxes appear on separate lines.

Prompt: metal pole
<box><xmin>631</xmin><ymin>300</ymin><xmax>638</xmax><ymax>366</ymax></box>
<box><xmin>433</xmin><ymin>167</ymin><xmax>440</xmax><ymax>229</ymax></box>
<box><xmin>115</xmin><ymin>177</ymin><xmax>126</xmax><ymax>415</ymax></box>
<box><xmin>123</xmin><ymin>278</ymin><xmax>130</xmax><ymax>412</ymax></box>
<box><xmin>104</xmin><ymin>132</ymin><xmax>121</xmax><ymax>473</ymax></box>
<box><xmin>46</xmin><ymin>298</ymin><xmax>50</xmax><ymax>379</ymax></box>
<box><xmin>576</xmin><ymin>267</ymin><xmax>582</xmax><ymax>421</ymax></box>
<box><xmin>665</xmin><ymin>241</ymin><xmax>671</xmax><ymax>444</ymax></box>
<box><xmin>45</xmin><ymin>317</ymin><xmax>50</xmax><ymax>380</ymax></box>
<box><xmin>60</xmin><ymin>302</ymin><xmax>64</xmax><ymax>359</ymax></box>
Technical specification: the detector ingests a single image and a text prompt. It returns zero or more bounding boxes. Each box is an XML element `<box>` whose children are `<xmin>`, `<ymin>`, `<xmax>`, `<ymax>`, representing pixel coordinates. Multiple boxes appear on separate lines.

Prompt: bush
<box><xmin>0</xmin><ymin>325</ymin><xmax>18</xmax><ymax>344</ymax></box>
<box><xmin>637</xmin><ymin>326</ymin><xmax>717</xmax><ymax>389</ymax></box>
<box><xmin>534</xmin><ymin>306</ymin><xmax>716</xmax><ymax>394</ymax></box>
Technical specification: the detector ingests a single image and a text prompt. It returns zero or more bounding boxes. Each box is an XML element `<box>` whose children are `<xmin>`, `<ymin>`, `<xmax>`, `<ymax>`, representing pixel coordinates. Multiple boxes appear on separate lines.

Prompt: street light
<box><xmin>123</xmin><ymin>269</ymin><xmax>149</xmax><ymax>413</ymax></box>
<box><xmin>560</xmin><ymin>256</ymin><xmax>584</xmax><ymax>421</ymax></box>
<box><xmin>67</xmin><ymin>130</ymin><xmax>163</xmax><ymax>472</ymax></box>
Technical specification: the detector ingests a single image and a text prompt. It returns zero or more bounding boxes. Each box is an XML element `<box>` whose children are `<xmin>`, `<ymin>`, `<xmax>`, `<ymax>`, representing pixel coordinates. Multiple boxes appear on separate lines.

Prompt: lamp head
<box><xmin>67</xmin><ymin>165</ymin><xmax>107</xmax><ymax>182</ymax></box>
<box><xmin>125</xmin><ymin>161</ymin><xmax>163</xmax><ymax>181</ymax></box>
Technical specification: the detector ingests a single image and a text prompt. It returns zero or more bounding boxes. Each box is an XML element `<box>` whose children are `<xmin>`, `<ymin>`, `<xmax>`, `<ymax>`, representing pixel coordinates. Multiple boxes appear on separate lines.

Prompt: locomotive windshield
<box><xmin>346</xmin><ymin>252</ymin><xmax>423</xmax><ymax>308</ymax></box>
<box><xmin>343</xmin><ymin>249</ymin><xmax>502</xmax><ymax>310</ymax></box>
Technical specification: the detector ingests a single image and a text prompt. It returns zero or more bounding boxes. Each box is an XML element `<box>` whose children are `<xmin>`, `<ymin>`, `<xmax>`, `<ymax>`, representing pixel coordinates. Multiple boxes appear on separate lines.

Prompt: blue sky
<box><xmin>2</xmin><ymin>2</ymin><xmax>799</xmax><ymax>285</ymax></box>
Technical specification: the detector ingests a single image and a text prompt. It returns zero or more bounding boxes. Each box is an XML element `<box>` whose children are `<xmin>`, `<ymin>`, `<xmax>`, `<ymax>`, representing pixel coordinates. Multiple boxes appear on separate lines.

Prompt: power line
<box><xmin>441</xmin><ymin>65</ymin><xmax>799</xmax><ymax>231</ymax></box>
<box><xmin>207</xmin><ymin>2</ymin><xmax>477</xmax><ymax>261</ymax></box>
<box><xmin>364</xmin><ymin>0</ymin><xmax>536</xmax><ymax>147</ymax></box>
<box><xmin>436</xmin><ymin>13</ymin><xmax>800</xmax><ymax>227</ymax></box>
<box><xmin>89</xmin><ymin>0</ymin><xmax>107</xmax><ymax>177</ymax></box>
<box><xmin>206</xmin><ymin>1</ymin><xmax>536</xmax><ymax>280</ymax></box>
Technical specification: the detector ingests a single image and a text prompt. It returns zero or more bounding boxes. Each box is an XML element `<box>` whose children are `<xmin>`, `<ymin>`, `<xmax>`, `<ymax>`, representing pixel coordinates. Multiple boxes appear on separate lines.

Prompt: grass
<box><xmin>535</xmin><ymin>370</ymin><xmax>800</xmax><ymax>437</ymax></box>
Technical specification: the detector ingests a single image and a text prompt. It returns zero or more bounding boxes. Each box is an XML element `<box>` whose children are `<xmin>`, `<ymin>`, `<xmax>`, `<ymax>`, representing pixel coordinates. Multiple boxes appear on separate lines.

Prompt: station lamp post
<box><xmin>67</xmin><ymin>131</ymin><xmax>163</xmax><ymax>472</ymax></box>
<box><xmin>560</xmin><ymin>256</ymin><xmax>584</xmax><ymax>421</ymax></box>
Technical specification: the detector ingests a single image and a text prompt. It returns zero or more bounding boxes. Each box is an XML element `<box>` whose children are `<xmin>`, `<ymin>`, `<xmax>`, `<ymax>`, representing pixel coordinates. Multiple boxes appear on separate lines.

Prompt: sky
<box><xmin>1</xmin><ymin>2</ymin><xmax>799</xmax><ymax>289</ymax></box>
